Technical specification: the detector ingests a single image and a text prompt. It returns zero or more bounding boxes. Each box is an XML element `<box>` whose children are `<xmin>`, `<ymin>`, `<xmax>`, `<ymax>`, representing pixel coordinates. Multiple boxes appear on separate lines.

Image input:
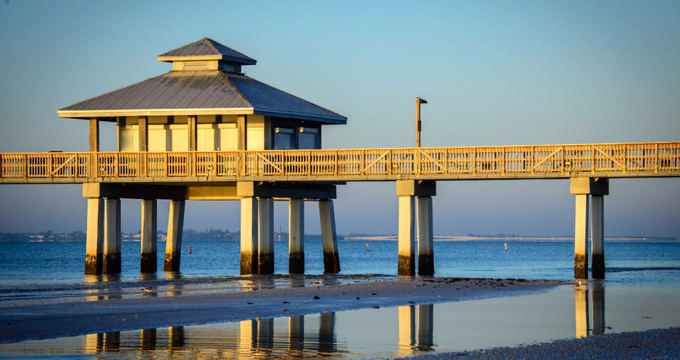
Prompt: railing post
<box><xmin>655</xmin><ymin>143</ymin><xmax>659</xmax><ymax>174</ymax></box>
<box><xmin>48</xmin><ymin>154</ymin><xmax>53</xmax><ymax>180</ymax></box>
<box><xmin>334</xmin><ymin>150</ymin><xmax>339</xmax><ymax>178</ymax></box>
<box><xmin>23</xmin><ymin>154</ymin><xmax>27</xmax><ymax>180</ymax></box>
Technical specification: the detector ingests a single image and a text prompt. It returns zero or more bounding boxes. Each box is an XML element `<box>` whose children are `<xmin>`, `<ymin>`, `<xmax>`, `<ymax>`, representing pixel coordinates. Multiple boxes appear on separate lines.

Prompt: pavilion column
<box><xmin>103</xmin><ymin>198</ymin><xmax>121</xmax><ymax>274</ymax></box>
<box><xmin>89</xmin><ymin>118</ymin><xmax>99</xmax><ymax>178</ymax></box>
<box><xmin>257</xmin><ymin>197</ymin><xmax>274</xmax><ymax>274</ymax></box>
<box><xmin>240</xmin><ymin>197</ymin><xmax>258</xmax><ymax>275</ymax></box>
<box><xmin>289</xmin><ymin>198</ymin><xmax>305</xmax><ymax>274</ymax></box>
<box><xmin>570</xmin><ymin>178</ymin><xmax>609</xmax><ymax>279</ymax></box>
<box><xmin>397</xmin><ymin>195</ymin><xmax>416</xmax><ymax>276</ymax></box>
<box><xmin>319</xmin><ymin>200</ymin><xmax>340</xmax><ymax>274</ymax></box>
<box><xmin>237</xmin><ymin>115</ymin><xmax>247</xmax><ymax>150</ymax></box>
<box><xmin>138</xmin><ymin>116</ymin><xmax>148</xmax><ymax>176</ymax></box>
<box><xmin>140</xmin><ymin>199</ymin><xmax>157</xmax><ymax>273</ymax></box>
<box><xmin>85</xmin><ymin>197</ymin><xmax>104</xmax><ymax>274</ymax></box>
<box><xmin>164</xmin><ymin>200</ymin><xmax>185</xmax><ymax>272</ymax></box>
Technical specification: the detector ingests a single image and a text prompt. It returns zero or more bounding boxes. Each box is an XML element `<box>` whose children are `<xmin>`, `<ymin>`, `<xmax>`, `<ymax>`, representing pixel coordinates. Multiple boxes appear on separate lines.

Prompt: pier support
<box><xmin>257</xmin><ymin>198</ymin><xmax>274</xmax><ymax>274</ymax></box>
<box><xmin>289</xmin><ymin>199</ymin><xmax>305</xmax><ymax>274</ymax></box>
<box><xmin>240</xmin><ymin>197</ymin><xmax>258</xmax><ymax>275</ymax></box>
<box><xmin>570</xmin><ymin>178</ymin><xmax>609</xmax><ymax>279</ymax></box>
<box><xmin>396</xmin><ymin>180</ymin><xmax>436</xmax><ymax>276</ymax></box>
<box><xmin>103</xmin><ymin>198</ymin><xmax>121</xmax><ymax>274</ymax></box>
<box><xmin>319</xmin><ymin>200</ymin><xmax>340</xmax><ymax>274</ymax></box>
<box><xmin>163</xmin><ymin>200</ymin><xmax>185</xmax><ymax>272</ymax></box>
<box><xmin>140</xmin><ymin>199</ymin><xmax>157</xmax><ymax>273</ymax></box>
<box><xmin>85</xmin><ymin>197</ymin><xmax>104</xmax><ymax>274</ymax></box>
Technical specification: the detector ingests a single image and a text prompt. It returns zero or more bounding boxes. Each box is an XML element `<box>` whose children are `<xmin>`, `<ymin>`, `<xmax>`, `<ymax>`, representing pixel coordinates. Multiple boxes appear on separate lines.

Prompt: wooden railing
<box><xmin>1</xmin><ymin>142</ymin><xmax>679</xmax><ymax>183</ymax></box>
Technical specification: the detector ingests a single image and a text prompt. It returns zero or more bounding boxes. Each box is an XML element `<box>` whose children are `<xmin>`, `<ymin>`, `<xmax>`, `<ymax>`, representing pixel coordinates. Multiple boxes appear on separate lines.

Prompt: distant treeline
<box><xmin>0</xmin><ymin>229</ymin><xmax>337</xmax><ymax>242</ymax></box>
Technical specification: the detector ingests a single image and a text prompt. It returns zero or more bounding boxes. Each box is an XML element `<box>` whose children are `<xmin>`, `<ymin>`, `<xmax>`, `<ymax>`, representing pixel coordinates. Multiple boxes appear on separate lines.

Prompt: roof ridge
<box><xmin>218</xmin><ymin>70</ymin><xmax>252</xmax><ymax>107</ymax></box>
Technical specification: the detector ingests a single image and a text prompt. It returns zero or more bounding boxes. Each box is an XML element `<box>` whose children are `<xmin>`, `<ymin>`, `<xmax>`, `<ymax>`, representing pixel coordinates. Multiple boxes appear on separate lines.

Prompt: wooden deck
<box><xmin>1</xmin><ymin>142</ymin><xmax>679</xmax><ymax>184</ymax></box>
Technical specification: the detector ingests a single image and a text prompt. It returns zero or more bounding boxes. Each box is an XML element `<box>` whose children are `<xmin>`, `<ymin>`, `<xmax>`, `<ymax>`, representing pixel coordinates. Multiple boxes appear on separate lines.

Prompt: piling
<box><xmin>163</xmin><ymin>200</ymin><xmax>185</xmax><ymax>272</ymax></box>
<box><xmin>319</xmin><ymin>200</ymin><xmax>340</xmax><ymax>274</ymax></box>
<box><xmin>140</xmin><ymin>199</ymin><xmax>157</xmax><ymax>273</ymax></box>
<box><xmin>398</xmin><ymin>196</ymin><xmax>416</xmax><ymax>276</ymax></box>
<box><xmin>257</xmin><ymin>197</ymin><xmax>274</xmax><ymax>274</ymax></box>
<box><xmin>103</xmin><ymin>198</ymin><xmax>121</xmax><ymax>274</ymax></box>
<box><xmin>591</xmin><ymin>195</ymin><xmax>605</xmax><ymax>279</ymax></box>
<box><xmin>85</xmin><ymin>197</ymin><xmax>104</xmax><ymax>274</ymax></box>
<box><xmin>416</xmin><ymin>196</ymin><xmax>434</xmax><ymax>276</ymax></box>
<box><xmin>288</xmin><ymin>198</ymin><xmax>305</xmax><ymax>274</ymax></box>
<box><xmin>240</xmin><ymin>197</ymin><xmax>258</xmax><ymax>274</ymax></box>
<box><xmin>573</xmin><ymin>194</ymin><xmax>589</xmax><ymax>279</ymax></box>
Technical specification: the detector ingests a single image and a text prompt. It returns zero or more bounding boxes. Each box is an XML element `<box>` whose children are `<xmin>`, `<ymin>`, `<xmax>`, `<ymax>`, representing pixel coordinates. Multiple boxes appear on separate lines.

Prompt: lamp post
<box><xmin>416</xmin><ymin>97</ymin><xmax>428</xmax><ymax>148</ymax></box>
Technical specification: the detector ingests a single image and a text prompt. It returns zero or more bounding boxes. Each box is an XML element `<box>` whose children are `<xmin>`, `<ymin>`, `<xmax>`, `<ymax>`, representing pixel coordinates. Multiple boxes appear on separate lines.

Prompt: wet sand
<box><xmin>0</xmin><ymin>277</ymin><xmax>558</xmax><ymax>344</ymax></box>
<box><xmin>398</xmin><ymin>327</ymin><xmax>680</xmax><ymax>360</ymax></box>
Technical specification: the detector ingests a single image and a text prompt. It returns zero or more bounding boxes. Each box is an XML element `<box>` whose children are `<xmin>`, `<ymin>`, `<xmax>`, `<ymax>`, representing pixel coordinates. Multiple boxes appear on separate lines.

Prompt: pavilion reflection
<box><xmin>575</xmin><ymin>280</ymin><xmax>606</xmax><ymax>338</ymax></box>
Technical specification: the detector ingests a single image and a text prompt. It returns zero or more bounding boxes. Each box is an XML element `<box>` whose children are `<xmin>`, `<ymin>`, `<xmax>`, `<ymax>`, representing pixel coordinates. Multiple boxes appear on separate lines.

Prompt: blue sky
<box><xmin>0</xmin><ymin>0</ymin><xmax>678</xmax><ymax>237</ymax></box>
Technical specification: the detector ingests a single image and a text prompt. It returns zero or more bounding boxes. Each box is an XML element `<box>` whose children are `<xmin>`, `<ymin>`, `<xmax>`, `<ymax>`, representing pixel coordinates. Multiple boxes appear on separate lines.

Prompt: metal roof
<box><xmin>58</xmin><ymin>70</ymin><xmax>346</xmax><ymax>123</ymax></box>
<box><xmin>157</xmin><ymin>38</ymin><xmax>257</xmax><ymax>65</ymax></box>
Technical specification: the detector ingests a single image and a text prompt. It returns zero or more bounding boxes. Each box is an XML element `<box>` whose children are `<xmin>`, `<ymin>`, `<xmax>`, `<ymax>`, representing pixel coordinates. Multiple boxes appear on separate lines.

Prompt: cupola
<box><xmin>157</xmin><ymin>37</ymin><xmax>257</xmax><ymax>73</ymax></box>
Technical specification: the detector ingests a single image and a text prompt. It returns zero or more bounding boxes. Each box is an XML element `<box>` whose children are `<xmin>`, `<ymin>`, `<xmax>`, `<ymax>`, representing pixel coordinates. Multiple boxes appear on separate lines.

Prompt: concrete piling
<box><xmin>288</xmin><ymin>198</ymin><xmax>305</xmax><ymax>274</ymax></box>
<box><xmin>163</xmin><ymin>200</ymin><xmax>185</xmax><ymax>272</ymax></box>
<box><xmin>398</xmin><ymin>196</ymin><xmax>416</xmax><ymax>276</ymax></box>
<box><xmin>257</xmin><ymin>198</ymin><xmax>274</xmax><ymax>274</ymax></box>
<box><xmin>85</xmin><ymin>197</ymin><xmax>104</xmax><ymax>274</ymax></box>
<box><xmin>570</xmin><ymin>178</ymin><xmax>609</xmax><ymax>279</ymax></box>
<box><xmin>319</xmin><ymin>200</ymin><xmax>340</xmax><ymax>274</ymax></box>
<box><xmin>416</xmin><ymin>196</ymin><xmax>434</xmax><ymax>276</ymax></box>
<box><xmin>240</xmin><ymin>197</ymin><xmax>258</xmax><ymax>275</ymax></box>
<box><xmin>573</xmin><ymin>194</ymin><xmax>589</xmax><ymax>279</ymax></box>
<box><xmin>591</xmin><ymin>195</ymin><xmax>605</xmax><ymax>279</ymax></box>
<box><xmin>140</xmin><ymin>199</ymin><xmax>157</xmax><ymax>273</ymax></box>
<box><xmin>103</xmin><ymin>198</ymin><xmax>121</xmax><ymax>274</ymax></box>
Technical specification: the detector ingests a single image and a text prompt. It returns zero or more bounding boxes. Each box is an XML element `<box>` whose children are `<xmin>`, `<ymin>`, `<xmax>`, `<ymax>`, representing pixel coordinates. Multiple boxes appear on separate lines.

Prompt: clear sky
<box><xmin>0</xmin><ymin>0</ymin><xmax>678</xmax><ymax>237</ymax></box>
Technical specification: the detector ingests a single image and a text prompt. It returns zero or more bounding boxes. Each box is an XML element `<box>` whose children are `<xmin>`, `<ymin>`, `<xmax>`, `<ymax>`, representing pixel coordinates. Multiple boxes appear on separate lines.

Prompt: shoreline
<box><xmin>0</xmin><ymin>277</ymin><xmax>562</xmax><ymax>344</ymax></box>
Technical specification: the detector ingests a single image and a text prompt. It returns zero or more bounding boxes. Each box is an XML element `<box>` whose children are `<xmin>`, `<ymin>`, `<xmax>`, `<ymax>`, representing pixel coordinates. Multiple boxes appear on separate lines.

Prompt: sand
<box><xmin>0</xmin><ymin>277</ymin><xmax>558</xmax><ymax>344</ymax></box>
<box><xmin>396</xmin><ymin>327</ymin><xmax>680</xmax><ymax>360</ymax></box>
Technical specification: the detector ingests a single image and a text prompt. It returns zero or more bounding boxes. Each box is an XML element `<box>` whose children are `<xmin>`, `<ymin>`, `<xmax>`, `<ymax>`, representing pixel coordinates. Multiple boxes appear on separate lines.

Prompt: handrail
<box><xmin>0</xmin><ymin>142</ymin><xmax>678</xmax><ymax>183</ymax></box>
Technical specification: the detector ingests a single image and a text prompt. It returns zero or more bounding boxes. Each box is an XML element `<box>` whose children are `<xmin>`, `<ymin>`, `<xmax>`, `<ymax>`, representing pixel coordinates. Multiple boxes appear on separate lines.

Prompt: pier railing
<box><xmin>1</xmin><ymin>142</ymin><xmax>679</xmax><ymax>183</ymax></box>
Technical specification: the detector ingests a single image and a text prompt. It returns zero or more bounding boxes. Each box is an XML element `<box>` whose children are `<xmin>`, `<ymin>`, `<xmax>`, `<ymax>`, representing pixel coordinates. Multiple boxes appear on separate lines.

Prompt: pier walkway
<box><xmin>2</xmin><ymin>142</ymin><xmax>678</xmax><ymax>183</ymax></box>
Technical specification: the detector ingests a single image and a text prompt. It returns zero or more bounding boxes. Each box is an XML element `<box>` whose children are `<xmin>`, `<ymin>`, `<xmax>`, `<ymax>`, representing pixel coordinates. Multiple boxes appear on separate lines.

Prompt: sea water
<box><xmin>0</xmin><ymin>239</ymin><xmax>679</xmax><ymax>358</ymax></box>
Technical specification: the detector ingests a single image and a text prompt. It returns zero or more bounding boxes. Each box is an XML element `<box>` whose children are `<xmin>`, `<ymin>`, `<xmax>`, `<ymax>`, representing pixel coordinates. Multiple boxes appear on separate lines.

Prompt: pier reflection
<box><xmin>398</xmin><ymin>304</ymin><xmax>434</xmax><ymax>355</ymax></box>
<box><xmin>575</xmin><ymin>280</ymin><xmax>606</xmax><ymax>338</ymax></box>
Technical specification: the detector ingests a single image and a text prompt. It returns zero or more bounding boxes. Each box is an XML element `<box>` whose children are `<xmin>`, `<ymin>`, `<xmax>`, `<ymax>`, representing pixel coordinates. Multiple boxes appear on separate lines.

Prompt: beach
<box><xmin>0</xmin><ymin>277</ymin><xmax>558</xmax><ymax>344</ymax></box>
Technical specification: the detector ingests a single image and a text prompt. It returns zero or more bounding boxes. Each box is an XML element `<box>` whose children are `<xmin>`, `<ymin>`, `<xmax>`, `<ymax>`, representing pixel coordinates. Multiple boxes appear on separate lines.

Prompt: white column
<box><xmin>416</xmin><ymin>196</ymin><xmax>434</xmax><ymax>276</ymax></box>
<box><xmin>257</xmin><ymin>198</ymin><xmax>274</xmax><ymax>274</ymax></box>
<box><xmin>240</xmin><ymin>197</ymin><xmax>258</xmax><ymax>274</ymax></box>
<box><xmin>289</xmin><ymin>199</ymin><xmax>305</xmax><ymax>274</ymax></box>
<box><xmin>574</xmin><ymin>194</ymin><xmax>589</xmax><ymax>279</ymax></box>
<box><xmin>164</xmin><ymin>200</ymin><xmax>185</xmax><ymax>272</ymax></box>
<box><xmin>140</xmin><ymin>199</ymin><xmax>157</xmax><ymax>273</ymax></box>
<box><xmin>398</xmin><ymin>196</ymin><xmax>416</xmax><ymax>276</ymax></box>
<box><xmin>319</xmin><ymin>200</ymin><xmax>340</xmax><ymax>274</ymax></box>
<box><xmin>591</xmin><ymin>195</ymin><xmax>605</xmax><ymax>279</ymax></box>
<box><xmin>85</xmin><ymin>197</ymin><xmax>103</xmax><ymax>274</ymax></box>
<box><xmin>103</xmin><ymin>198</ymin><xmax>121</xmax><ymax>274</ymax></box>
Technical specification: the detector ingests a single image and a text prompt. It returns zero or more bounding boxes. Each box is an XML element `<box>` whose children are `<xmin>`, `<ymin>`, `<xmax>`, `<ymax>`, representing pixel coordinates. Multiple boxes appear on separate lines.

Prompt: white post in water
<box><xmin>164</xmin><ymin>200</ymin><xmax>185</xmax><ymax>272</ymax></box>
<box><xmin>257</xmin><ymin>198</ymin><xmax>274</xmax><ymax>274</ymax></box>
<box><xmin>398</xmin><ymin>196</ymin><xmax>416</xmax><ymax>276</ymax></box>
<box><xmin>319</xmin><ymin>200</ymin><xmax>340</xmax><ymax>274</ymax></box>
<box><xmin>240</xmin><ymin>197</ymin><xmax>258</xmax><ymax>275</ymax></box>
<box><xmin>140</xmin><ymin>199</ymin><xmax>157</xmax><ymax>273</ymax></box>
<box><xmin>85</xmin><ymin>197</ymin><xmax>104</xmax><ymax>274</ymax></box>
<box><xmin>103</xmin><ymin>198</ymin><xmax>121</xmax><ymax>274</ymax></box>
<box><xmin>289</xmin><ymin>198</ymin><xmax>305</xmax><ymax>274</ymax></box>
<box><xmin>571</xmin><ymin>178</ymin><xmax>609</xmax><ymax>279</ymax></box>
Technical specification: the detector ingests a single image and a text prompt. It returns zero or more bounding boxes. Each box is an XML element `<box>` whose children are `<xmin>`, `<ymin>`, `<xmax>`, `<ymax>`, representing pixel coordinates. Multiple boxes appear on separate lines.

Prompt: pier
<box><xmin>1</xmin><ymin>38</ymin><xmax>679</xmax><ymax>279</ymax></box>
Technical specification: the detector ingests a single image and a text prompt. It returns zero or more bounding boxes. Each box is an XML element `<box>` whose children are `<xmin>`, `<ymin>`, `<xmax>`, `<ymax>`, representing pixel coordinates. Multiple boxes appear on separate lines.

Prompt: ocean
<box><xmin>0</xmin><ymin>239</ymin><xmax>679</xmax><ymax>358</ymax></box>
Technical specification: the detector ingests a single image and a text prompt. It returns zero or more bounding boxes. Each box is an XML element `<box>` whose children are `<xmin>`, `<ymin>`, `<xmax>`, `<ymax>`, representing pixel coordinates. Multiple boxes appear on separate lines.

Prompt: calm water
<box><xmin>0</xmin><ymin>239</ymin><xmax>679</xmax><ymax>358</ymax></box>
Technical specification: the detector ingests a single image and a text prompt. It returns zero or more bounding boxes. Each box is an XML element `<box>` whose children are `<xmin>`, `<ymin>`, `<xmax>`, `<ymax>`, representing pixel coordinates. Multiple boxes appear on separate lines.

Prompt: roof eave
<box><xmin>57</xmin><ymin>107</ymin><xmax>256</xmax><ymax>119</ymax></box>
<box><xmin>253</xmin><ymin>109</ymin><xmax>347</xmax><ymax>124</ymax></box>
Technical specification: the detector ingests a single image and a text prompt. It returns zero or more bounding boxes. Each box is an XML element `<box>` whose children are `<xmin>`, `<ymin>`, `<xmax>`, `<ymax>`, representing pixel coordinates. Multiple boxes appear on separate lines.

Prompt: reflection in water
<box><xmin>84</xmin><ymin>274</ymin><xmax>122</xmax><ymax>301</ymax></box>
<box><xmin>398</xmin><ymin>304</ymin><xmax>434</xmax><ymax>355</ymax></box>
<box><xmin>84</xmin><ymin>332</ymin><xmax>120</xmax><ymax>353</ymax></box>
<box><xmin>575</xmin><ymin>281</ymin><xmax>606</xmax><ymax>338</ymax></box>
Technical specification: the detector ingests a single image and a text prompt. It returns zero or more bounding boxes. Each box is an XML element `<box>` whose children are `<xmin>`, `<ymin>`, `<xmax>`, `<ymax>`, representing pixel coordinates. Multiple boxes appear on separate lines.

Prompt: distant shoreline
<box><xmin>343</xmin><ymin>235</ymin><xmax>678</xmax><ymax>242</ymax></box>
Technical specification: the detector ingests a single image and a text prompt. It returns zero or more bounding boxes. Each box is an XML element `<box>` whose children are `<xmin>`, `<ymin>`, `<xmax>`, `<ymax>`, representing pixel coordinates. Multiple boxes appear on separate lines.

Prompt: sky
<box><xmin>0</xmin><ymin>0</ymin><xmax>678</xmax><ymax>238</ymax></box>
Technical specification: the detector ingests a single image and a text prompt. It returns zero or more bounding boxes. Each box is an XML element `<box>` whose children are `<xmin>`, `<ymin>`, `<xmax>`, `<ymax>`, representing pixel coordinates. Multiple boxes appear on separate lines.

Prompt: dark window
<box><xmin>274</xmin><ymin>127</ymin><xmax>295</xmax><ymax>150</ymax></box>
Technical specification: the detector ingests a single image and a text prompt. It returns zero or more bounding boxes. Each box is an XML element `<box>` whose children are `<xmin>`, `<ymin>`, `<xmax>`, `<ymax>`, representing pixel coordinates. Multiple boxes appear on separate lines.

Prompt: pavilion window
<box><xmin>274</xmin><ymin>127</ymin><xmax>295</xmax><ymax>150</ymax></box>
<box><xmin>298</xmin><ymin>127</ymin><xmax>320</xmax><ymax>149</ymax></box>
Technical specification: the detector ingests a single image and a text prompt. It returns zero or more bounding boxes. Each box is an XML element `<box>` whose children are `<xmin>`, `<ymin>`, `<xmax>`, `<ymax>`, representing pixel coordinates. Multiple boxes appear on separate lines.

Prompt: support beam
<box><xmin>289</xmin><ymin>198</ymin><xmax>305</xmax><ymax>274</ymax></box>
<box><xmin>164</xmin><ymin>200</ymin><xmax>185</xmax><ymax>272</ymax></box>
<box><xmin>240</xmin><ymin>197</ymin><xmax>258</xmax><ymax>274</ymax></box>
<box><xmin>319</xmin><ymin>200</ymin><xmax>340</xmax><ymax>274</ymax></box>
<box><xmin>85</xmin><ymin>197</ymin><xmax>103</xmax><ymax>274</ymax></box>
<box><xmin>398</xmin><ymin>196</ymin><xmax>416</xmax><ymax>276</ymax></box>
<box><xmin>140</xmin><ymin>199</ymin><xmax>157</xmax><ymax>273</ymax></box>
<box><xmin>573</xmin><ymin>194</ymin><xmax>589</xmax><ymax>279</ymax></box>
<box><xmin>89</xmin><ymin>118</ymin><xmax>99</xmax><ymax>152</ymax></box>
<box><xmin>591</xmin><ymin>195</ymin><xmax>605</xmax><ymax>279</ymax></box>
<box><xmin>138</xmin><ymin>116</ymin><xmax>148</xmax><ymax>152</ymax></box>
<box><xmin>188</xmin><ymin>115</ymin><xmax>197</xmax><ymax>151</ymax></box>
<box><xmin>257</xmin><ymin>197</ymin><xmax>274</xmax><ymax>274</ymax></box>
<box><xmin>103</xmin><ymin>198</ymin><xmax>121</xmax><ymax>274</ymax></box>
<box><xmin>237</xmin><ymin>115</ymin><xmax>247</xmax><ymax>150</ymax></box>
<box><xmin>416</xmin><ymin>196</ymin><xmax>434</xmax><ymax>276</ymax></box>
